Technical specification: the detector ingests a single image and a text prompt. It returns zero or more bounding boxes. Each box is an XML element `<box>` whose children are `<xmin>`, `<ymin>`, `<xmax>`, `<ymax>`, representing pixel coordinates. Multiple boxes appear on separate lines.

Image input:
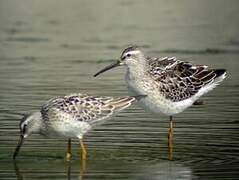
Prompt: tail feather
<box><xmin>102</xmin><ymin>95</ymin><xmax>146</xmax><ymax>113</ymax></box>
<box><xmin>194</xmin><ymin>68</ymin><xmax>226</xmax><ymax>85</ymax></box>
<box><xmin>89</xmin><ymin>96</ymin><xmax>137</xmax><ymax>124</ymax></box>
<box><xmin>108</xmin><ymin>96</ymin><xmax>136</xmax><ymax>111</ymax></box>
<box><xmin>192</xmin><ymin>69</ymin><xmax>226</xmax><ymax>100</ymax></box>
<box><xmin>193</xmin><ymin>100</ymin><xmax>204</xmax><ymax>105</ymax></box>
<box><xmin>212</xmin><ymin>69</ymin><xmax>226</xmax><ymax>85</ymax></box>
<box><xmin>214</xmin><ymin>69</ymin><xmax>226</xmax><ymax>79</ymax></box>
<box><xmin>133</xmin><ymin>94</ymin><xmax>147</xmax><ymax>101</ymax></box>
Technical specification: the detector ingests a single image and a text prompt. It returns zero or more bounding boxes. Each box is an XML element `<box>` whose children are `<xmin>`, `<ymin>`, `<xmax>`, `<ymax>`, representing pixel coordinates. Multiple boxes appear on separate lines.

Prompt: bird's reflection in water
<box><xmin>79</xmin><ymin>156</ymin><xmax>87</xmax><ymax>180</ymax></box>
<box><xmin>13</xmin><ymin>158</ymin><xmax>87</xmax><ymax>180</ymax></box>
<box><xmin>13</xmin><ymin>160</ymin><xmax>23</xmax><ymax>180</ymax></box>
<box><xmin>66</xmin><ymin>161</ymin><xmax>71</xmax><ymax>180</ymax></box>
<box><xmin>168</xmin><ymin>139</ymin><xmax>173</xmax><ymax>160</ymax></box>
<box><xmin>136</xmin><ymin>161</ymin><xmax>193</xmax><ymax>180</ymax></box>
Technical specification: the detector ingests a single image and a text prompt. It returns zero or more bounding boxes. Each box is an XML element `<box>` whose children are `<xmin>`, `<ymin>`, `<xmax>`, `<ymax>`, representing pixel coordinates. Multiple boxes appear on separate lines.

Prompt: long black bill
<box><xmin>13</xmin><ymin>135</ymin><xmax>24</xmax><ymax>159</ymax></box>
<box><xmin>94</xmin><ymin>60</ymin><xmax>121</xmax><ymax>77</ymax></box>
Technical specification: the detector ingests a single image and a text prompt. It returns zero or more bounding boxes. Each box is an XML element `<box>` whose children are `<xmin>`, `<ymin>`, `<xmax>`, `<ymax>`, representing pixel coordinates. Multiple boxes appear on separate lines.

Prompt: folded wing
<box><xmin>147</xmin><ymin>57</ymin><xmax>226</xmax><ymax>102</ymax></box>
<box><xmin>41</xmin><ymin>93</ymin><xmax>136</xmax><ymax>124</ymax></box>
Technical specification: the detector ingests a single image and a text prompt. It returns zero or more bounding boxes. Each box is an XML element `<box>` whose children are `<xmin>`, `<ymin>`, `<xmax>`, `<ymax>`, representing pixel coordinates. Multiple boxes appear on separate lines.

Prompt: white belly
<box><xmin>139</xmin><ymin>95</ymin><xmax>193</xmax><ymax>116</ymax></box>
<box><xmin>45</xmin><ymin>112</ymin><xmax>91</xmax><ymax>139</ymax></box>
<box><xmin>50</xmin><ymin>120</ymin><xmax>91</xmax><ymax>139</ymax></box>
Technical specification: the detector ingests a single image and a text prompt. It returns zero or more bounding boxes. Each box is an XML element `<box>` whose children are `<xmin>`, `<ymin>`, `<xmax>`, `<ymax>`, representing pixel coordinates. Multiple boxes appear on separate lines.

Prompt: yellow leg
<box><xmin>80</xmin><ymin>139</ymin><xmax>87</xmax><ymax>175</ymax></box>
<box><xmin>66</xmin><ymin>139</ymin><xmax>72</xmax><ymax>161</ymax></box>
<box><xmin>13</xmin><ymin>160</ymin><xmax>23</xmax><ymax>179</ymax></box>
<box><xmin>168</xmin><ymin>116</ymin><xmax>174</xmax><ymax>160</ymax></box>
<box><xmin>80</xmin><ymin>139</ymin><xmax>87</xmax><ymax>160</ymax></box>
<box><xmin>80</xmin><ymin>158</ymin><xmax>86</xmax><ymax>180</ymax></box>
<box><xmin>66</xmin><ymin>160</ymin><xmax>71</xmax><ymax>179</ymax></box>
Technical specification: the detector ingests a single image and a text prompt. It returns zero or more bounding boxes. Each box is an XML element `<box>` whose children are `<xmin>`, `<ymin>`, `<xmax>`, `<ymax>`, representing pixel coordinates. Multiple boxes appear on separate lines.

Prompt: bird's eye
<box><xmin>22</xmin><ymin>124</ymin><xmax>27</xmax><ymax>134</ymax></box>
<box><xmin>121</xmin><ymin>53</ymin><xmax>131</xmax><ymax>60</ymax></box>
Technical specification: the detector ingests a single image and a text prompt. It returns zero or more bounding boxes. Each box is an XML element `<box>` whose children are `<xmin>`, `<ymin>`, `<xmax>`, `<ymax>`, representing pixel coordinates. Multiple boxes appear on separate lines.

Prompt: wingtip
<box><xmin>132</xmin><ymin>94</ymin><xmax>147</xmax><ymax>101</ymax></box>
<box><xmin>214</xmin><ymin>69</ymin><xmax>226</xmax><ymax>78</ymax></box>
<box><xmin>193</xmin><ymin>100</ymin><xmax>204</xmax><ymax>105</ymax></box>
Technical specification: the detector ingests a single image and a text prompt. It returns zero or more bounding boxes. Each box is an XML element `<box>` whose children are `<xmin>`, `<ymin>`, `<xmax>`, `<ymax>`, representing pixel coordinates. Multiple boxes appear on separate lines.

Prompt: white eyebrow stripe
<box><xmin>124</xmin><ymin>50</ymin><xmax>141</xmax><ymax>56</ymax></box>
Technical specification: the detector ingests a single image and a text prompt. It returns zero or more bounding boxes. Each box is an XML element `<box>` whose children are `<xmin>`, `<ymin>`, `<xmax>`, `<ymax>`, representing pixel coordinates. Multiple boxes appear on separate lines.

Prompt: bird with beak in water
<box><xmin>13</xmin><ymin>93</ymin><xmax>141</xmax><ymax>162</ymax></box>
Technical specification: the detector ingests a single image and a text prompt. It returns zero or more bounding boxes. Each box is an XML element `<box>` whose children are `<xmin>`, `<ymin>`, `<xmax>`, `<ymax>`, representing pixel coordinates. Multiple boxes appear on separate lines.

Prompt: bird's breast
<box><xmin>125</xmin><ymin>71</ymin><xmax>157</xmax><ymax>96</ymax></box>
<box><xmin>125</xmin><ymin>73</ymin><xmax>192</xmax><ymax>115</ymax></box>
<box><xmin>44</xmin><ymin>114</ymin><xmax>92</xmax><ymax>138</ymax></box>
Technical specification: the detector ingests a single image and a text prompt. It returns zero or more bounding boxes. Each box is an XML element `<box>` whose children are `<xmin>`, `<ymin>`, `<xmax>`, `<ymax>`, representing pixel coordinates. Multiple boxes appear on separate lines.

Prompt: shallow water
<box><xmin>0</xmin><ymin>0</ymin><xmax>239</xmax><ymax>179</ymax></box>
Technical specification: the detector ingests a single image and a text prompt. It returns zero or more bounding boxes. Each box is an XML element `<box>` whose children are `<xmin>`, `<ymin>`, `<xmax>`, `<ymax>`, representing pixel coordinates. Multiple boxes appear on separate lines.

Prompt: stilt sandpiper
<box><xmin>94</xmin><ymin>45</ymin><xmax>227</xmax><ymax>158</ymax></box>
<box><xmin>13</xmin><ymin>93</ymin><xmax>143</xmax><ymax>161</ymax></box>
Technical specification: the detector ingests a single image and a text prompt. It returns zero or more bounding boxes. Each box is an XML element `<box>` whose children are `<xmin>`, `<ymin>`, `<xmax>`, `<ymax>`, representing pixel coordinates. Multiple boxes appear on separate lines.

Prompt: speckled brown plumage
<box><xmin>147</xmin><ymin>56</ymin><xmax>226</xmax><ymax>102</ymax></box>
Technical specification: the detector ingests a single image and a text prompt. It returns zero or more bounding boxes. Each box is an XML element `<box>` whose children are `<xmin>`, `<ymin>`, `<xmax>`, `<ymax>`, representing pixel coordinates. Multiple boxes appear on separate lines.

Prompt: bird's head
<box><xmin>94</xmin><ymin>45</ymin><xmax>145</xmax><ymax>77</ymax></box>
<box><xmin>120</xmin><ymin>46</ymin><xmax>145</xmax><ymax>66</ymax></box>
<box><xmin>13</xmin><ymin>111</ymin><xmax>42</xmax><ymax>159</ymax></box>
<box><xmin>19</xmin><ymin>114</ymin><xmax>33</xmax><ymax>138</ymax></box>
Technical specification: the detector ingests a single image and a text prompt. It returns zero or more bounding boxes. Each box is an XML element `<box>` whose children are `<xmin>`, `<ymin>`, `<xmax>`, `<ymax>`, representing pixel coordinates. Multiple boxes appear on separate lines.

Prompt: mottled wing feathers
<box><xmin>41</xmin><ymin>93</ymin><xmax>136</xmax><ymax>124</ymax></box>
<box><xmin>147</xmin><ymin>56</ymin><xmax>178</xmax><ymax>74</ymax></box>
<box><xmin>105</xmin><ymin>96</ymin><xmax>136</xmax><ymax>112</ymax></box>
<box><xmin>147</xmin><ymin>57</ymin><xmax>226</xmax><ymax>102</ymax></box>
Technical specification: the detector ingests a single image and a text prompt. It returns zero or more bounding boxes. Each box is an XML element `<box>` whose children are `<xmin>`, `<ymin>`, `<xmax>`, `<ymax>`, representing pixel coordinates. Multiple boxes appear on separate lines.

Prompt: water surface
<box><xmin>0</xmin><ymin>0</ymin><xmax>239</xmax><ymax>179</ymax></box>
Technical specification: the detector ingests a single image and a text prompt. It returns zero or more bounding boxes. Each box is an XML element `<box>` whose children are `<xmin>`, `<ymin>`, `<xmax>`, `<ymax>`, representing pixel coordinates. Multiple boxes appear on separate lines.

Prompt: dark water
<box><xmin>0</xmin><ymin>0</ymin><xmax>239</xmax><ymax>179</ymax></box>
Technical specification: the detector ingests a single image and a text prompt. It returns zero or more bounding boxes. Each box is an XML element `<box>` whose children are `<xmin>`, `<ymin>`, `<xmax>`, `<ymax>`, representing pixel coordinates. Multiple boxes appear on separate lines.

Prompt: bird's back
<box><xmin>39</xmin><ymin>93</ymin><xmax>137</xmax><ymax>138</ymax></box>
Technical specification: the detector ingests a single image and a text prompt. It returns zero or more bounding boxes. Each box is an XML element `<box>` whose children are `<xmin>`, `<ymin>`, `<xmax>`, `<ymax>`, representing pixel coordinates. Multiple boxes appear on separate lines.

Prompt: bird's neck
<box><xmin>126</xmin><ymin>62</ymin><xmax>147</xmax><ymax>81</ymax></box>
<box><xmin>30</xmin><ymin>111</ymin><xmax>43</xmax><ymax>134</ymax></box>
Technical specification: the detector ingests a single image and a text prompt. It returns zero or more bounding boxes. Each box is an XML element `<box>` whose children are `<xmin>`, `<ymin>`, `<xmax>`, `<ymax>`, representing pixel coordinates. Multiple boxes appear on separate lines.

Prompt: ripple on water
<box><xmin>0</xmin><ymin>0</ymin><xmax>239</xmax><ymax>179</ymax></box>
